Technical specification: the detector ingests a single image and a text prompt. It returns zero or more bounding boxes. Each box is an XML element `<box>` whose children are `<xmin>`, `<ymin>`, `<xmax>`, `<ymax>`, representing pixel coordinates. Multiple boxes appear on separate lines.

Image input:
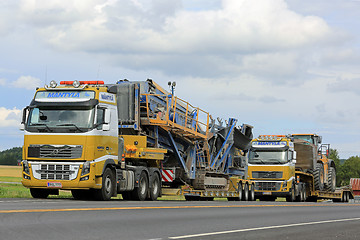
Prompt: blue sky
<box><xmin>0</xmin><ymin>0</ymin><xmax>359</xmax><ymax>158</ymax></box>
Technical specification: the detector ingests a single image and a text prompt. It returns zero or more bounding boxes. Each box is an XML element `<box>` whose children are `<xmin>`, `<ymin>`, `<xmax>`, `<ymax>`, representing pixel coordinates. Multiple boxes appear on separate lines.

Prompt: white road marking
<box><xmin>169</xmin><ymin>217</ymin><xmax>360</xmax><ymax>239</ymax></box>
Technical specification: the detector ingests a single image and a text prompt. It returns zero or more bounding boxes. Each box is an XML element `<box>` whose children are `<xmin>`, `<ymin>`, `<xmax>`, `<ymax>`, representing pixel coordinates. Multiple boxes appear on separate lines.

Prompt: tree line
<box><xmin>329</xmin><ymin>149</ymin><xmax>360</xmax><ymax>186</ymax></box>
<box><xmin>0</xmin><ymin>147</ymin><xmax>22</xmax><ymax>165</ymax></box>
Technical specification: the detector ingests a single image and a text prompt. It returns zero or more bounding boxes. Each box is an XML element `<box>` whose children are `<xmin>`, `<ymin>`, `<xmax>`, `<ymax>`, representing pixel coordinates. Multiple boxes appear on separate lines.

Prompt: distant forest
<box><xmin>0</xmin><ymin>147</ymin><xmax>22</xmax><ymax>165</ymax></box>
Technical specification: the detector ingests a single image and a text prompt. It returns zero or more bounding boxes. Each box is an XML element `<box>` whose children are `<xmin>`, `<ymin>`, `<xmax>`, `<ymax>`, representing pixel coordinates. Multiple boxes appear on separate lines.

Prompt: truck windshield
<box><xmin>26</xmin><ymin>106</ymin><xmax>94</xmax><ymax>133</ymax></box>
<box><xmin>293</xmin><ymin>135</ymin><xmax>314</xmax><ymax>144</ymax></box>
<box><xmin>248</xmin><ymin>150</ymin><xmax>288</xmax><ymax>164</ymax></box>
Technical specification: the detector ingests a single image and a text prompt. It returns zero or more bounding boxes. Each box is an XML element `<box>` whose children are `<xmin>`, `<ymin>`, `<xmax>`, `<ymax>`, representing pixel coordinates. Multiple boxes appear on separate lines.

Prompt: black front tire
<box><xmin>30</xmin><ymin>188</ymin><xmax>50</xmax><ymax>199</ymax></box>
<box><xmin>286</xmin><ymin>184</ymin><xmax>296</xmax><ymax>202</ymax></box>
<box><xmin>94</xmin><ymin>168</ymin><xmax>115</xmax><ymax>201</ymax></box>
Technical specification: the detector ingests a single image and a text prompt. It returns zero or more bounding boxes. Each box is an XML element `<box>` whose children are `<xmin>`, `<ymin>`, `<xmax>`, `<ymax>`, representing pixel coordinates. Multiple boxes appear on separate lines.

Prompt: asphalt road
<box><xmin>1</xmin><ymin>198</ymin><xmax>360</xmax><ymax>240</ymax></box>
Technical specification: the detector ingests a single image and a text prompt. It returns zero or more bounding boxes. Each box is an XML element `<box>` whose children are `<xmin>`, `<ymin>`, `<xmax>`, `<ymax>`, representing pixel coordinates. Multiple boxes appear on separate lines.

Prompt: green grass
<box><xmin>0</xmin><ymin>181</ymin><xmax>73</xmax><ymax>199</ymax></box>
<box><xmin>0</xmin><ymin>183</ymin><xmax>32</xmax><ymax>198</ymax></box>
<box><xmin>0</xmin><ymin>176</ymin><xmax>22</xmax><ymax>183</ymax></box>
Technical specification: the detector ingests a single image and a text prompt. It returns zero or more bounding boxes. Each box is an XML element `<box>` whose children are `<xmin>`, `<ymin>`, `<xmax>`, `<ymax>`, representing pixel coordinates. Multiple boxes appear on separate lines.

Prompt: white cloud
<box><xmin>0</xmin><ymin>107</ymin><xmax>21</xmax><ymax>127</ymax></box>
<box><xmin>0</xmin><ymin>78</ymin><xmax>6</xmax><ymax>86</ymax></box>
<box><xmin>12</xmin><ymin>76</ymin><xmax>41</xmax><ymax>90</ymax></box>
<box><xmin>32</xmin><ymin>0</ymin><xmax>331</xmax><ymax>54</ymax></box>
<box><xmin>3</xmin><ymin>0</ymin><xmax>335</xmax><ymax>81</ymax></box>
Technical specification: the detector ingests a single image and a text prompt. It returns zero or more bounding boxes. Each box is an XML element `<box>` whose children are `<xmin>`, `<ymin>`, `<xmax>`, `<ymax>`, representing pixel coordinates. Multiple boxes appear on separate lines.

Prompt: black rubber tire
<box><xmin>343</xmin><ymin>192</ymin><xmax>349</xmax><ymax>202</ymax></box>
<box><xmin>249</xmin><ymin>184</ymin><xmax>255</xmax><ymax>201</ymax></box>
<box><xmin>314</xmin><ymin>163</ymin><xmax>325</xmax><ymax>191</ymax></box>
<box><xmin>148</xmin><ymin>173</ymin><xmax>161</xmax><ymax>201</ymax></box>
<box><xmin>30</xmin><ymin>188</ymin><xmax>50</xmax><ymax>199</ymax></box>
<box><xmin>71</xmin><ymin>189</ymin><xmax>92</xmax><ymax>200</ymax></box>
<box><xmin>286</xmin><ymin>184</ymin><xmax>296</xmax><ymax>202</ymax></box>
<box><xmin>131</xmin><ymin>171</ymin><xmax>149</xmax><ymax>201</ymax></box>
<box><xmin>229</xmin><ymin>183</ymin><xmax>243</xmax><ymax>201</ymax></box>
<box><xmin>237</xmin><ymin>183</ymin><xmax>243</xmax><ymax>201</ymax></box>
<box><xmin>242</xmin><ymin>183</ymin><xmax>249</xmax><ymax>201</ymax></box>
<box><xmin>326</xmin><ymin>167</ymin><xmax>336</xmax><ymax>192</ymax></box>
<box><xmin>94</xmin><ymin>168</ymin><xmax>115</xmax><ymax>201</ymax></box>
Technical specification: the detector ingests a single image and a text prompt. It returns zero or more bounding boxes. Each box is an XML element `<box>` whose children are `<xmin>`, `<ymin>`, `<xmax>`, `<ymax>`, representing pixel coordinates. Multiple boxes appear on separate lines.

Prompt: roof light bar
<box><xmin>59</xmin><ymin>81</ymin><xmax>105</xmax><ymax>85</ymax></box>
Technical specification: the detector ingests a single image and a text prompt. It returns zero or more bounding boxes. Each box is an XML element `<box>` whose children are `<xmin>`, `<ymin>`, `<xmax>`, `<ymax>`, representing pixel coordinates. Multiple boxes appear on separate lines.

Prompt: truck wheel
<box><xmin>30</xmin><ymin>188</ymin><xmax>49</xmax><ymax>199</ymax></box>
<box><xmin>94</xmin><ymin>168</ymin><xmax>115</xmax><ymax>201</ymax></box>
<box><xmin>286</xmin><ymin>184</ymin><xmax>295</xmax><ymax>202</ymax></box>
<box><xmin>131</xmin><ymin>171</ymin><xmax>148</xmax><ymax>201</ymax></box>
<box><xmin>314</xmin><ymin>163</ymin><xmax>325</xmax><ymax>191</ymax></box>
<box><xmin>148</xmin><ymin>173</ymin><xmax>161</xmax><ymax>201</ymax></box>
<box><xmin>242</xmin><ymin>183</ymin><xmax>249</xmax><ymax>201</ymax></box>
<box><xmin>229</xmin><ymin>183</ymin><xmax>243</xmax><ymax>201</ymax></box>
<box><xmin>249</xmin><ymin>184</ymin><xmax>255</xmax><ymax>201</ymax></box>
<box><xmin>326</xmin><ymin>167</ymin><xmax>336</xmax><ymax>192</ymax></box>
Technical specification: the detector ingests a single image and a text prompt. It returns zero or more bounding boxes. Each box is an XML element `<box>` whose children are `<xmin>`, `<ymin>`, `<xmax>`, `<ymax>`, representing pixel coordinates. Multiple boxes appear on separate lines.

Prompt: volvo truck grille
<box><xmin>28</xmin><ymin>145</ymin><xmax>82</xmax><ymax>159</ymax></box>
<box><xmin>255</xmin><ymin>182</ymin><xmax>281</xmax><ymax>191</ymax></box>
<box><xmin>252</xmin><ymin>171</ymin><xmax>283</xmax><ymax>179</ymax></box>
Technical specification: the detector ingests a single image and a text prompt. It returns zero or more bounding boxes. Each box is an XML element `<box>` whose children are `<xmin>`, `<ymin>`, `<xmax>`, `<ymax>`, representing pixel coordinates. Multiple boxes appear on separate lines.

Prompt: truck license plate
<box><xmin>263</xmin><ymin>192</ymin><xmax>272</xmax><ymax>195</ymax></box>
<box><xmin>47</xmin><ymin>182</ymin><xmax>62</xmax><ymax>188</ymax></box>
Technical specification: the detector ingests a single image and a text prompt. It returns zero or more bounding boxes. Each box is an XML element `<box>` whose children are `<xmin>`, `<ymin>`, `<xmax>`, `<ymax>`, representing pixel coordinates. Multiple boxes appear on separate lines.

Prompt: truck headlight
<box><xmin>22</xmin><ymin>160</ymin><xmax>30</xmax><ymax>175</ymax></box>
<box><xmin>81</xmin><ymin>161</ymin><xmax>90</xmax><ymax>176</ymax></box>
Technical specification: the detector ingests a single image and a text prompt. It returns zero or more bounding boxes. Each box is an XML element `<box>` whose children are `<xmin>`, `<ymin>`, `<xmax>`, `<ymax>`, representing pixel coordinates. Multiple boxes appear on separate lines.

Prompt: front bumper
<box><xmin>21</xmin><ymin>161</ymin><xmax>102</xmax><ymax>189</ymax></box>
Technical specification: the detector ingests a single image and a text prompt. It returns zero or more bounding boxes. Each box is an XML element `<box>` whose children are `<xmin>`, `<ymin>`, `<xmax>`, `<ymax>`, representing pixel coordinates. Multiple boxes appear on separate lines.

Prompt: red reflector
<box><xmin>60</xmin><ymin>81</ymin><xmax>104</xmax><ymax>85</ymax></box>
<box><xmin>60</xmin><ymin>81</ymin><xmax>74</xmax><ymax>85</ymax></box>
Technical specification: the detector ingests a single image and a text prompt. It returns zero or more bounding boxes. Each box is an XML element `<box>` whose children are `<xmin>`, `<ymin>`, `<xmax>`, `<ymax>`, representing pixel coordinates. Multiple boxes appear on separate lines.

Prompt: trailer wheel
<box><xmin>314</xmin><ymin>163</ymin><xmax>325</xmax><ymax>191</ymax></box>
<box><xmin>94</xmin><ymin>168</ymin><xmax>116</xmax><ymax>201</ymax></box>
<box><xmin>30</xmin><ymin>188</ymin><xmax>49</xmax><ymax>199</ymax></box>
<box><xmin>242</xmin><ymin>183</ymin><xmax>249</xmax><ymax>201</ymax></box>
<box><xmin>131</xmin><ymin>171</ymin><xmax>149</xmax><ymax>201</ymax></box>
<box><xmin>237</xmin><ymin>183</ymin><xmax>243</xmax><ymax>201</ymax></box>
<box><xmin>249</xmin><ymin>184</ymin><xmax>255</xmax><ymax>201</ymax></box>
<box><xmin>343</xmin><ymin>192</ymin><xmax>349</xmax><ymax>203</ymax></box>
<box><xmin>148</xmin><ymin>173</ymin><xmax>161</xmax><ymax>201</ymax></box>
<box><xmin>229</xmin><ymin>183</ymin><xmax>243</xmax><ymax>201</ymax></box>
<box><xmin>326</xmin><ymin>167</ymin><xmax>336</xmax><ymax>192</ymax></box>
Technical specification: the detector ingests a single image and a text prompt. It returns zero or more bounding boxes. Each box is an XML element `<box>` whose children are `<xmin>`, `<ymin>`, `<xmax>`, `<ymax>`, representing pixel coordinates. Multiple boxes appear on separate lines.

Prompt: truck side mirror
<box><xmin>292</xmin><ymin>151</ymin><xmax>297</xmax><ymax>164</ymax></box>
<box><xmin>20</xmin><ymin>107</ymin><xmax>28</xmax><ymax>131</ymax></box>
<box><xmin>104</xmin><ymin>109</ymin><xmax>110</xmax><ymax>124</ymax></box>
<box><xmin>102</xmin><ymin>109</ymin><xmax>111</xmax><ymax>131</ymax></box>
